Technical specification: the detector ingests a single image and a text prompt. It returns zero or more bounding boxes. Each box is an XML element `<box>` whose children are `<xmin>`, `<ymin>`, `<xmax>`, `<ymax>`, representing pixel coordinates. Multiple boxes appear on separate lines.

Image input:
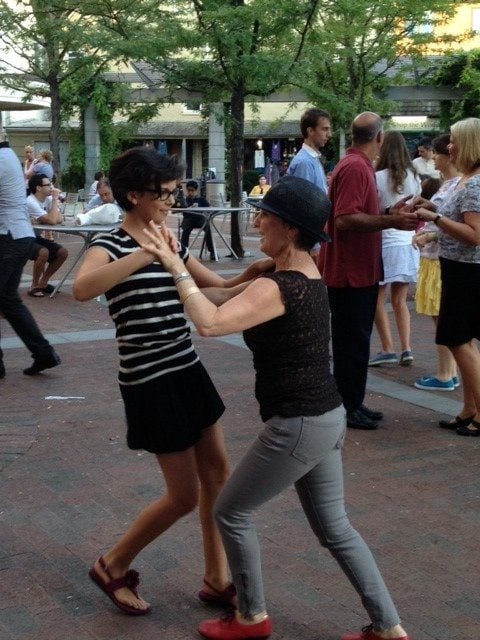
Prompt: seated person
<box><xmin>180</xmin><ymin>180</ymin><xmax>215</xmax><ymax>260</ymax></box>
<box><xmin>25</xmin><ymin>149</ymin><xmax>54</xmax><ymax>182</ymax></box>
<box><xmin>87</xmin><ymin>170</ymin><xmax>104</xmax><ymax>198</ymax></box>
<box><xmin>84</xmin><ymin>177</ymin><xmax>116</xmax><ymax>211</ymax></box>
<box><xmin>249</xmin><ymin>174</ymin><xmax>270</xmax><ymax>196</ymax></box>
<box><xmin>75</xmin><ymin>202</ymin><xmax>122</xmax><ymax>226</ymax></box>
<box><xmin>171</xmin><ymin>181</ymin><xmax>187</xmax><ymax>209</ymax></box>
<box><xmin>26</xmin><ymin>174</ymin><xmax>68</xmax><ymax>297</ymax></box>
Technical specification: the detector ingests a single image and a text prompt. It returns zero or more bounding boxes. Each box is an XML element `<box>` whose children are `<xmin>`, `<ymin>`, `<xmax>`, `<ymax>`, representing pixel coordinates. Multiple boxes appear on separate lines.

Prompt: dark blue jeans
<box><xmin>327</xmin><ymin>284</ymin><xmax>379</xmax><ymax>412</ymax></box>
<box><xmin>0</xmin><ymin>233</ymin><xmax>53</xmax><ymax>362</ymax></box>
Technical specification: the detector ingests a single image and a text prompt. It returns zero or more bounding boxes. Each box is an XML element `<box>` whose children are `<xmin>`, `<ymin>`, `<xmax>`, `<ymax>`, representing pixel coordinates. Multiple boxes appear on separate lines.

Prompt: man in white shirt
<box><xmin>412</xmin><ymin>137</ymin><xmax>441</xmax><ymax>180</ymax></box>
<box><xmin>26</xmin><ymin>174</ymin><xmax>68</xmax><ymax>297</ymax></box>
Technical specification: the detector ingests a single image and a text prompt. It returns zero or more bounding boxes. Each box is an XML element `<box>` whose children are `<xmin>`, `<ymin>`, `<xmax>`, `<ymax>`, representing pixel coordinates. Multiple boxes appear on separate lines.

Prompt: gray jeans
<box><xmin>214</xmin><ymin>405</ymin><xmax>400</xmax><ymax>630</ymax></box>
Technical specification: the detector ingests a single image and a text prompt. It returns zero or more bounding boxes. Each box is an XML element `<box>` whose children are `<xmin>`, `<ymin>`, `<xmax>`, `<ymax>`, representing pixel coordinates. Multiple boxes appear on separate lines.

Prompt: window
<box><xmin>473</xmin><ymin>8</ymin><xmax>480</xmax><ymax>33</ymax></box>
<box><xmin>406</xmin><ymin>12</ymin><xmax>434</xmax><ymax>35</ymax></box>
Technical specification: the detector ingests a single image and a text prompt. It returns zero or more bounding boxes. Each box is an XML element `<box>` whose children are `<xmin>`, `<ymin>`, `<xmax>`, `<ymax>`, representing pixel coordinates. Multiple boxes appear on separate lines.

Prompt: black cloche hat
<box><xmin>246</xmin><ymin>175</ymin><xmax>331</xmax><ymax>242</ymax></box>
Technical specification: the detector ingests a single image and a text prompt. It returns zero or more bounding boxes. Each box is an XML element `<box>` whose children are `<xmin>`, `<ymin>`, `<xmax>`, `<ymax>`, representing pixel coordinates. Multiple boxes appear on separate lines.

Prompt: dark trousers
<box><xmin>181</xmin><ymin>214</ymin><xmax>214</xmax><ymax>255</ymax></box>
<box><xmin>327</xmin><ymin>284</ymin><xmax>379</xmax><ymax>412</ymax></box>
<box><xmin>0</xmin><ymin>234</ymin><xmax>53</xmax><ymax>362</ymax></box>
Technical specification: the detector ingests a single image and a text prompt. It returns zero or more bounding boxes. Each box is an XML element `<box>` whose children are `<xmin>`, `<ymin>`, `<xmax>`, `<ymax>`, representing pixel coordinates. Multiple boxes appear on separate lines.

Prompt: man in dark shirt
<box><xmin>180</xmin><ymin>180</ymin><xmax>215</xmax><ymax>260</ymax></box>
<box><xmin>319</xmin><ymin>112</ymin><xmax>417</xmax><ymax>430</ymax></box>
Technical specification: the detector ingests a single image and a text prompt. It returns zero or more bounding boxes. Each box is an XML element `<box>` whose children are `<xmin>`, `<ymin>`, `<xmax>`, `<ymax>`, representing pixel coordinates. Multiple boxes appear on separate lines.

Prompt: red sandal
<box><xmin>88</xmin><ymin>556</ymin><xmax>151</xmax><ymax>615</ymax></box>
<box><xmin>198</xmin><ymin>578</ymin><xmax>236</xmax><ymax>607</ymax></box>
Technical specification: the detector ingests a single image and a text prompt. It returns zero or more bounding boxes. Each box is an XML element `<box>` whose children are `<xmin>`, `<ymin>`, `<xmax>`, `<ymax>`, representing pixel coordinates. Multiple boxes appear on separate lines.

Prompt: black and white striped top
<box><xmin>90</xmin><ymin>228</ymin><xmax>198</xmax><ymax>386</ymax></box>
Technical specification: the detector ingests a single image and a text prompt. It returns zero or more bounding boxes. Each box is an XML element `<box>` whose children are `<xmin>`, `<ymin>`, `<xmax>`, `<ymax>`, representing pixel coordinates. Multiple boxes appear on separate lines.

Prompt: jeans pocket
<box><xmin>291</xmin><ymin>417</ymin><xmax>321</xmax><ymax>465</ymax></box>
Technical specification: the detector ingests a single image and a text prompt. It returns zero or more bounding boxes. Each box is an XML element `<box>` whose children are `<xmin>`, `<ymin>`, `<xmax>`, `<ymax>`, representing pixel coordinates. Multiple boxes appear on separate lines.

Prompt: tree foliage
<box><xmin>135</xmin><ymin>0</ymin><xmax>322</xmax><ymax>254</ymax></box>
<box><xmin>433</xmin><ymin>50</ymin><xmax>480</xmax><ymax>127</ymax></box>
<box><xmin>0</xmin><ymin>0</ymin><xmax>116</xmax><ymax>175</ymax></box>
<box><xmin>300</xmin><ymin>0</ymin><xmax>459</xmax><ymax>128</ymax></box>
<box><xmin>0</xmin><ymin>0</ymin><xmax>165</xmax><ymax>183</ymax></box>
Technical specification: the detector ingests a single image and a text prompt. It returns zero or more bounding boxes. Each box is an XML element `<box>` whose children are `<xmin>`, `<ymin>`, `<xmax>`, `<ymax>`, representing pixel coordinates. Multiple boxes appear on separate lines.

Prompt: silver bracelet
<box><xmin>173</xmin><ymin>271</ymin><xmax>192</xmax><ymax>284</ymax></box>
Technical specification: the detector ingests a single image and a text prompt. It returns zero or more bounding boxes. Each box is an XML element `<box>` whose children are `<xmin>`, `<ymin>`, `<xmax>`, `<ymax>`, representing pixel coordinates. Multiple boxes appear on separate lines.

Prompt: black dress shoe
<box><xmin>0</xmin><ymin>360</ymin><xmax>5</xmax><ymax>379</ymax></box>
<box><xmin>347</xmin><ymin>409</ymin><xmax>378</xmax><ymax>430</ymax></box>
<box><xmin>23</xmin><ymin>351</ymin><xmax>61</xmax><ymax>376</ymax></box>
<box><xmin>359</xmin><ymin>404</ymin><xmax>384</xmax><ymax>421</ymax></box>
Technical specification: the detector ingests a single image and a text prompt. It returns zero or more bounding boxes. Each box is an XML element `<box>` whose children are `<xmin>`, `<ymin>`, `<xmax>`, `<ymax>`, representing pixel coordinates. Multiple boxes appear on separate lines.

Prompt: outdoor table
<box><xmin>172</xmin><ymin>206</ymin><xmax>249</xmax><ymax>261</ymax></box>
<box><xmin>32</xmin><ymin>223</ymin><xmax>118</xmax><ymax>297</ymax></box>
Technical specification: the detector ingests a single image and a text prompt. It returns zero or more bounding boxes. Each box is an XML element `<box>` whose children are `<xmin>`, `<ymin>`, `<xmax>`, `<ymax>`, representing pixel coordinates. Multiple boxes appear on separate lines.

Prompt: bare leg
<box><xmin>30</xmin><ymin>249</ymin><xmax>49</xmax><ymax>290</ymax></box>
<box><xmin>432</xmin><ymin>317</ymin><xmax>457</xmax><ymax>380</ymax></box>
<box><xmin>390</xmin><ymin>282</ymin><xmax>411</xmax><ymax>352</ymax></box>
<box><xmin>38</xmin><ymin>247</ymin><xmax>68</xmax><ymax>289</ymax></box>
<box><xmin>94</xmin><ymin>447</ymin><xmax>200</xmax><ymax>611</ymax></box>
<box><xmin>194</xmin><ymin>422</ymin><xmax>230</xmax><ymax>592</ymax></box>
<box><xmin>373</xmin><ymin>285</ymin><xmax>394</xmax><ymax>352</ymax></box>
<box><xmin>450</xmin><ymin>340</ymin><xmax>480</xmax><ymax>423</ymax></box>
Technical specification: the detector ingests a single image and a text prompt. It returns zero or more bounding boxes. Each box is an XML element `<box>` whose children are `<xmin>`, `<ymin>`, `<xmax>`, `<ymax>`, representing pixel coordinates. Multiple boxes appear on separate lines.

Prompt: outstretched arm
<box><xmin>141</xmin><ymin>222</ymin><xmax>284</xmax><ymax>336</ymax></box>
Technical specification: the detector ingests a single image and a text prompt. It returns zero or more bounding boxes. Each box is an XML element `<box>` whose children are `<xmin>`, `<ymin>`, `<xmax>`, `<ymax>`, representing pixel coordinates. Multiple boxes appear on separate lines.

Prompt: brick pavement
<box><xmin>0</xmin><ymin>226</ymin><xmax>479</xmax><ymax>640</ymax></box>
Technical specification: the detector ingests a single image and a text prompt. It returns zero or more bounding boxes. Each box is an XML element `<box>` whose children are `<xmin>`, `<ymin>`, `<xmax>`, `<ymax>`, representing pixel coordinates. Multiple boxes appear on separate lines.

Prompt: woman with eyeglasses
<box><xmin>73</xmin><ymin>147</ymin><xmax>271</xmax><ymax>616</ymax></box>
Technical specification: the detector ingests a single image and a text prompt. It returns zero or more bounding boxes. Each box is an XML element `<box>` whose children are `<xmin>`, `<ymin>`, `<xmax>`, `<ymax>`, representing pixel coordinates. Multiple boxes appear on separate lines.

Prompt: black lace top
<box><xmin>243</xmin><ymin>271</ymin><xmax>342</xmax><ymax>422</ymax></box>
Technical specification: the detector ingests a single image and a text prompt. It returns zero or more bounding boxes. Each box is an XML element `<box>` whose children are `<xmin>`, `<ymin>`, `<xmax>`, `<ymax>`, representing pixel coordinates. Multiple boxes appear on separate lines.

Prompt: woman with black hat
<box><xmin>143</xmin><ymin>176</ymin><xmax>409</xmax><ymax>640</ymax></box>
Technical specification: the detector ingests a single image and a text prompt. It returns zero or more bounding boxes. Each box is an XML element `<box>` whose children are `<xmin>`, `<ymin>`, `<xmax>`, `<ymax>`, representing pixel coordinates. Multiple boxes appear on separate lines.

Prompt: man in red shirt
<box><xmin>319</xmin><ymin>112</ymin><xmax>417</xmax><ymax>429</ymax></box>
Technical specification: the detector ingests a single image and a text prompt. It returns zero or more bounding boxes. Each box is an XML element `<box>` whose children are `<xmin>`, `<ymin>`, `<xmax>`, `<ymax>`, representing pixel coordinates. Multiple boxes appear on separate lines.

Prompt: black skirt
<box><xmin>120</xmin><ymin>360</ymin><xmax>225</xmax><ymax>454</ymax></box>
<box><xmin>436</xmin><ymin>257</ymin><xmax>480</xmax><ymax>346</ymax></box>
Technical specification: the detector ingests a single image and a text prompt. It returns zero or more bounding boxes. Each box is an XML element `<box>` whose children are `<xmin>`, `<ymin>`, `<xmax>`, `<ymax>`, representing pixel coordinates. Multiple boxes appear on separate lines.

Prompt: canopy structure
<box><xmin>0</xmin><ymin>88</ymin><xmax>49</xmax><ymax>139</ymax></box>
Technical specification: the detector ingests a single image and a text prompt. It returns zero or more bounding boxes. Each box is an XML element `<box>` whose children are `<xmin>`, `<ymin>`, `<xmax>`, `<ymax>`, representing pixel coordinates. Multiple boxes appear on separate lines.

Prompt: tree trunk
<box><xmin>228</xmin><ymin>84</ymin><xmax>245</xmax><ymax>257</ymax></box>
<box><xmin>49</xmin><ymin>78</ymin><xmax>62</xmax><ymax>182</ymax></box>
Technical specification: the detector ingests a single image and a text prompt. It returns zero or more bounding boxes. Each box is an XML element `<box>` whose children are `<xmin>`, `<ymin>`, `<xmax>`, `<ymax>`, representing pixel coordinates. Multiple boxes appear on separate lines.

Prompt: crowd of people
<box><xmin>2</xmin><ymin>110</ymin><xmax>479</xmax><ymax>640</ymax></box>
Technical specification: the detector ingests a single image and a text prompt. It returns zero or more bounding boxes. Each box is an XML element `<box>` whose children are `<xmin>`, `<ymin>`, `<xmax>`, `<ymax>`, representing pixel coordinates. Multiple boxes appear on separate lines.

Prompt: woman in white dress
<box><xmin>369</xmin><ymin>131</ymin><xmax>421</xmax><ymax>367</ymax></box>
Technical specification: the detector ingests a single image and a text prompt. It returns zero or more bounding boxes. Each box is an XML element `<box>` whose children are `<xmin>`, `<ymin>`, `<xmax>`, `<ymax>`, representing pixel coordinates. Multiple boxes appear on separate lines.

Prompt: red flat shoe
<box><xmin>198</xmin><ymin>613</ymin><xmax>272</xmax><ymax>640</ymax></box>
<box><xmin>198</xmin><ymin>578</ymin><xmax>236</xmax><ymax>607</ymax></box>
<box><xmin>341</xmin><ymin>624</ymin><xmax>410</xmax><ymax>640</ymax></box>
<box><xmin>88</xmin><ymin>556</ymin><xmax>151</xmax><ymax>616</ymax></box>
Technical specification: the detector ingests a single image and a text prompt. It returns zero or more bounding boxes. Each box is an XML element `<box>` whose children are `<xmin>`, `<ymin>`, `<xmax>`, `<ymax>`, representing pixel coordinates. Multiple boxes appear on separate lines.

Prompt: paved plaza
<box><xmin>0</xmin><ymin>225</ymin><xmax>479</xmax><ymax>640</ymax></box>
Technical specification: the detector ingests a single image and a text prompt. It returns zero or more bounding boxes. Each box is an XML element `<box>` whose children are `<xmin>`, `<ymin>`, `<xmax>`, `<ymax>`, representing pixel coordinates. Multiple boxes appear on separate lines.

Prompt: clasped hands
<box><xmin>397</xmin><ymin>195</ymin><xmax>437</xmax><ymax>224</ymax></box>
<box><xmin>141</xmin><ymin>221</ymin><xmax>184</xmax><ymax>273</ymax></box>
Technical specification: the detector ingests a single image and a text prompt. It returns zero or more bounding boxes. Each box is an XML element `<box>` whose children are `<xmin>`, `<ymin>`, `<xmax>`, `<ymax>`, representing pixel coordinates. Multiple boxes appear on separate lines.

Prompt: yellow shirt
<box><xmin>249</xmin><ymin>184</ymin><xmax>271</xmax><ymax>196</ymax></box>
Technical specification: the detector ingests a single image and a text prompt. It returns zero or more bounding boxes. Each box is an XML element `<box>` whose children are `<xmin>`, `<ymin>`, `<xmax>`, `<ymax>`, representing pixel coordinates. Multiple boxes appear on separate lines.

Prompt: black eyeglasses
<box><xmin>142</xmin><ymin>187</ymin><xmax>179</xmax><ymax>201</ymax></box>
<box><xmin>41</xmin><ymin>182</ymin><xmax>51</xmax><ymax>187</ymax></box>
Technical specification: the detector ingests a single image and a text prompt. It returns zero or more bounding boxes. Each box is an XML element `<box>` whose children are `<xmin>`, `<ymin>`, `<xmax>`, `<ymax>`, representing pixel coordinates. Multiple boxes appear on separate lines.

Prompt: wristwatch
<box><xmin>434</xmin><ymin>214</ymin><xmax>443</xmax><ymax>226</ymax></box>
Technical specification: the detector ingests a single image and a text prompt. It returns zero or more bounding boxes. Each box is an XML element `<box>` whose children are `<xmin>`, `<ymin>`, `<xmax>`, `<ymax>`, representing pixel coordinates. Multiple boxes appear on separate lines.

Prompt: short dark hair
<box><xmin>421</xmin><ymin>177</ymin><xmax>442</xmax><ymax>200</ymax></box>
<box><xmin>300</xmin><ymin>108</ymin><xmax>331</xmax><ymax>139</ymax></box>
<box><xmin>295</xmin><ymin>229</ymin><xmax>318</xmax><ymax>251</ymax></box>
<box><xmin>432</xmin><ymin>133</ymin><xmax>450</xmax><ymax>156</ymax></box>
<box><xmin>28</xmin><ymin>173</ymin><xmax>49</xmax><ymax>194</ymax></box>
<box><xmin>94</xmin><ymin>170</ymin><xmax>104</xmax><ymax>181</ymax></box>
<box><xmin>186</xmin><ymin>180</ymin><xmax>198</xmax><ymax>189</ymax></box>
<box><xmin>418</xmin><ymin>136</ymin><xmax>433</xmax><ymax>150</ymax></box>
<box><xmin>109</xmin><ymin>148</ymin><xmax>184</xmax><ymax>211</ymax></box>
<box><xmin>97</xmin><ymin>177</ymin><xmax>111</xmax><ymax>189</ymax></box>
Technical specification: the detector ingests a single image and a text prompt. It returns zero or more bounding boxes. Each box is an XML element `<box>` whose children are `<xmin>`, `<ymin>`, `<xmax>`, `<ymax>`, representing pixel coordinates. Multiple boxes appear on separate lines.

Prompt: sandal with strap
<box><xmin>439</xmin><ymin>414</ymin><xmax>474</xmax><ymax>430</ymax></box>
<box><xmin>457</xmin><ymin>419</ymin><xmax>480</xmax><ymax>437</ymax></box>
<box><xmin>198</xmin><ymin>578</ymin><xmax>236</xmax><ymax>607</ymax></box>
<box><xmin>27</xmin><ymin>288</ymin><xmax>45</xmax><ymax>298</ymax></box>
<box><xmin>88</xmin><ymin>556</ymin><xmax>151</xmax><ymax>615</ymax></box>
